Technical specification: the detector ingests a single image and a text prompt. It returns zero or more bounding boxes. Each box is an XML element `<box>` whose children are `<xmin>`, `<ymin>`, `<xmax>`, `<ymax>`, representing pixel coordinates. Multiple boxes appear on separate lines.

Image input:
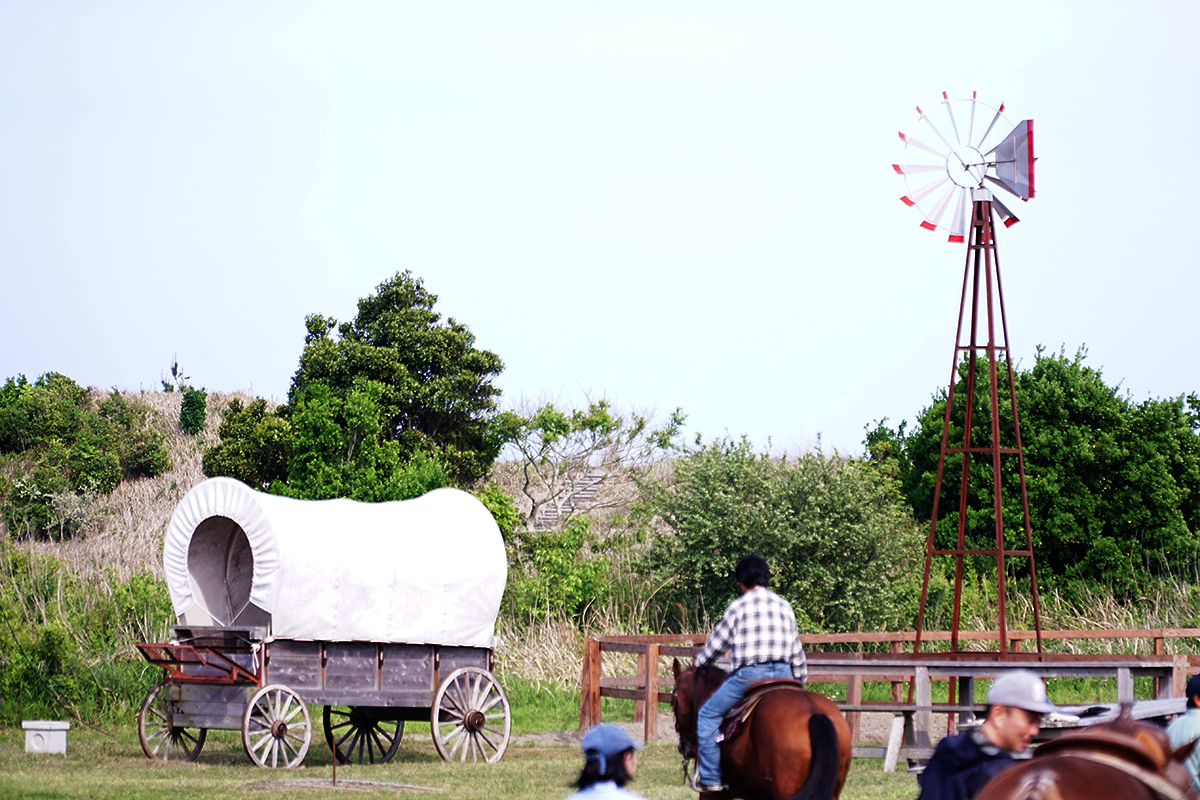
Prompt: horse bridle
<box><xmin>670</xmin><ymin>683</ymin><xmax>699</xmax><ymax>779</ymax></box>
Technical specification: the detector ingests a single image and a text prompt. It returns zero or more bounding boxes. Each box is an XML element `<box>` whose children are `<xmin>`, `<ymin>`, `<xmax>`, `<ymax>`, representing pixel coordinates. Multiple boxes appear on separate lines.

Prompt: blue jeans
<box><xmin>697</xmin><ymin>662</ymin><xmax>793</xmax><ymax>786</ymax></box>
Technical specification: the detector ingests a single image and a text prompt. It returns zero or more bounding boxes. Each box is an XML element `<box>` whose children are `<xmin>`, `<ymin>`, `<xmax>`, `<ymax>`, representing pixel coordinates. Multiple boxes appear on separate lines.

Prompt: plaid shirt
<box><xmin>694</xmin><ymin>586</ymin><xmax>807</xmax><ymax>682</ymax></box>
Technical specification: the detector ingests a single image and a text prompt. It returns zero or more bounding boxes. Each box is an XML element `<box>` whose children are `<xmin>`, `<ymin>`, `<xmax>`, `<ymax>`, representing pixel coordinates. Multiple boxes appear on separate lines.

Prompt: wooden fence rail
<box><xmin>579</xmin><ymin>628</ymin><xmax>1200</xmax><ymax>751</ymax></box>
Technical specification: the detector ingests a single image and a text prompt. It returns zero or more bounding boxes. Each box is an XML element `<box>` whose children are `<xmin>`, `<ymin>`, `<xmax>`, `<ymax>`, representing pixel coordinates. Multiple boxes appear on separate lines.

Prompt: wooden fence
<box><xmin>579</xmin><ymin>628</ymin><xmax>1200</xmax><ymax>753</ymax></box>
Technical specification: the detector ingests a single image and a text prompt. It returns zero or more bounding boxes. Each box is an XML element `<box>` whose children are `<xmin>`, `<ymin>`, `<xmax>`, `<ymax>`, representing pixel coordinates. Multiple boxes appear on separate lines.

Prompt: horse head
<box><xmin>671</xmin><ymin>658</ymin><xmax>727</xmax><ymax>764</ymax></box>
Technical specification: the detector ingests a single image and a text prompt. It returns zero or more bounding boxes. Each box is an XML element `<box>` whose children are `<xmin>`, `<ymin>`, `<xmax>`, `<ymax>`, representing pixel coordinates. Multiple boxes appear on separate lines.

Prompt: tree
<box><xmin>640</xmin><ymin>438</ymin><xmax>923</xmax><ymax>633</ymax></box>
<box><xmin>497</xmin><ymin>400</ymin><xmax>684</xmax><ymax>531</ymax></box>
<box><xmin>883</xmin><ymin>346</ymin><xmax>1200</xmax><ymax>595</ymax></box>
<box><xmin>201</xmin><ymin>398</ymin><xmax>291</xmax><ymax>490</ymax></box>
<box><xmin>203</xmin><ymin>272</ymin><xmax>497</xmax><ymax>500</ymax></box>
<box><xmin>288</xmin><ymin>271</ymin><xmax>505</xmax><ymax>485</ymax></box>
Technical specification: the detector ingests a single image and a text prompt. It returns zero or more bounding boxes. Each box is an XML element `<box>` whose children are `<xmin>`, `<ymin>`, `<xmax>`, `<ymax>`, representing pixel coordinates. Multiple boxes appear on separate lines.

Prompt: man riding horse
<box><xmin>691</xmin><ymin>554</ymin><xmax>808</xmax><ymax>794</ymax></box>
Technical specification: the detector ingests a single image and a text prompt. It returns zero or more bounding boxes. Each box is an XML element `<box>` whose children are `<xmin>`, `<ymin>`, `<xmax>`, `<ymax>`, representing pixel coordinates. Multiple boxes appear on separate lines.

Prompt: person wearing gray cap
<box><xmin>916</xmin><ymin>669</ymin><xmax>1057</xmax><ymax>800</ymax></box>
<box><xmin>566</xmin><ymin>724</ymin><xmax>645</xmax><ymax>800</ymax></box>
<box><xmin>1167</xmin><ymin>673</ymin><xmax>1200</xmax><ymax>792</ymax></box>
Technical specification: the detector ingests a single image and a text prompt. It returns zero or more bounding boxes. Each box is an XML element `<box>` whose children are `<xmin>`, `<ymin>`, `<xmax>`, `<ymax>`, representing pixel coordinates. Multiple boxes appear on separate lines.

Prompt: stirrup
<box><xmin>688</xmin><ymin>772</ymin><xmax>727</xmax><ymax>793</ymax></box>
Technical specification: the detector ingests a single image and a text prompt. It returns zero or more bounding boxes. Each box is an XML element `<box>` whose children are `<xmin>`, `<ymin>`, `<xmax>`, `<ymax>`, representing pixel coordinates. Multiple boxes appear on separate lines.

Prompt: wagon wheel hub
<box><xmin>465</xmin><ymin>710</ymin><xmax>486</xmax><ymax>732</ymax></box>
<box><xmin>271</xmin><ymin>720</ymin><xmax>288</xmax><ymax>738</ymax></box>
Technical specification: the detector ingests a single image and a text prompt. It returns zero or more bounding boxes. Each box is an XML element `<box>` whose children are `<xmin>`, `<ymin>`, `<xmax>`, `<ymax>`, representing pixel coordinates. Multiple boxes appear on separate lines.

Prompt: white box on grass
<box><xmin>22</xmin><ymin>720</ymin><xmax>70</xmax><ymax>754</ymax></box>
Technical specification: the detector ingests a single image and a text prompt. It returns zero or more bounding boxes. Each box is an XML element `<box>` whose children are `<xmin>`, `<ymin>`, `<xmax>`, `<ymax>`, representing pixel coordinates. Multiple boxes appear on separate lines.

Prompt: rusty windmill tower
<box><xmin>894</xmin><ymin>92</ymin><xmax>1043</xmax><ymax>658</ymax></box>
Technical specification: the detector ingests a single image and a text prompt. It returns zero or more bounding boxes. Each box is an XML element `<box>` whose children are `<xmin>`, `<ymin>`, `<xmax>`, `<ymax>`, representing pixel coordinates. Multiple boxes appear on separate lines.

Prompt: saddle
<box><xmin>1032</xmin><ymin>723</ymin><xmax>1196</xmax><ymax>800</ymax></box>
<box><xmin>716</xmin><ymin>678</ymin><xmax>807</xmax><ymax>743</ymax></box>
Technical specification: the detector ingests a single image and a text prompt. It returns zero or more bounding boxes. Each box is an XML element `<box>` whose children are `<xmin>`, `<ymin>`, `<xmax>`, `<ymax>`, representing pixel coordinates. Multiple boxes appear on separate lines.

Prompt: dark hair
<box><xmin>572</xmin><ymin>748</ymin><xmax>634</xmax><ymax>789</ymax></box>
<box><xmin>735</xmin><ymin>554</ymin><xmax>770</xmax><ymax>589</ymax></box>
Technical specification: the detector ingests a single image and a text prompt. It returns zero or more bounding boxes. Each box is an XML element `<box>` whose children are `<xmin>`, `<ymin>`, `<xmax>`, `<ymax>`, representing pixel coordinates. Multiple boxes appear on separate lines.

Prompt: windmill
<box><xmin>894</xmin><ymin>92</ymin><xmax>1042</xmax><ymax>659</ymax></box>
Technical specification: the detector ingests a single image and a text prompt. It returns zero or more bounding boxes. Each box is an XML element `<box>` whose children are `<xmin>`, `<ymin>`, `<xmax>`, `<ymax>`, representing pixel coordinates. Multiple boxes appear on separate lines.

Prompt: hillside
<box><xmin>10</xmin><ymin>390</ymin><xmax>258</xmax><ymax>583</ymax></box>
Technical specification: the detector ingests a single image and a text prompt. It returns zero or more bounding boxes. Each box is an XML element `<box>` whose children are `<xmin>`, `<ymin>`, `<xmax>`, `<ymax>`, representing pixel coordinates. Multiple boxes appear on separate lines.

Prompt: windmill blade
<box><xmin>924</xmin><ymin>184</ymin><xmax>957</xmax><ymax>229</ymax></box>
<box><xmin>917</xmin><ymin>109</ymin><xmax>957</xmax><ymax>152</ymax></box>
<box><xmin>967</xmin><ymin>91</ymin><xmax>978</xmax><ymax>147</ymax></box>
<box><xmin>943</xmin><ymin>92</ymin><xmax>963</xmax><ymax>147</ymax></box>
<box><xmin>987</xmin><ymin>192</ymin><xmax>1021</xmax><ymax>227</ymax></box>
<box><xmin>946</xmin><ymin>187</ymin><xmax>969</xmax><ymax>243</ymax></box>
<box><xmin>901</xmin><ymin>175</ymin><xmax>949</xmax><ymax>206</ymax></box>
<box><xmin>975</xmin><ymin>103</ymin><xmax>1005</xmax><ymax>149</ymax></box>
<box><xmin>985</xmin><ymin>120</ymin><xmax>1035</xmax><ymax>200</ymax></box>
<box><xmin>893</xmin><ymin>163</ymin><xmax>945</xmax><ymax>175</ymax></box>
<box><xmin>899</xmin><ymin>131</ymin><xmax>948</xmax><ymax>159</ymax></box>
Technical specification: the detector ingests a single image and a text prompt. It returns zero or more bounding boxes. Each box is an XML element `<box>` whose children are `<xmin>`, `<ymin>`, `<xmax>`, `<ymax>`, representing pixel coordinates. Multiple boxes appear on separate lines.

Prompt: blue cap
<box><xmin>581</xmin><ymin>724</ymin><xmax>641</xmax><ymax>774</ymax></box>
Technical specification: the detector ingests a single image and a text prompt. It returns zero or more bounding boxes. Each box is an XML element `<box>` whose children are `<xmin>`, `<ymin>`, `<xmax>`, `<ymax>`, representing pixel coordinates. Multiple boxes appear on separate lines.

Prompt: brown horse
<box><xmin>975</xmin><ymin>709</ymin><xmax>1200</xmax><ymax>800</ymax></box>
<box><xmin>671</xmin><ymin>659</ymin><xmax>852</xmax><ymax>800</ymax></box>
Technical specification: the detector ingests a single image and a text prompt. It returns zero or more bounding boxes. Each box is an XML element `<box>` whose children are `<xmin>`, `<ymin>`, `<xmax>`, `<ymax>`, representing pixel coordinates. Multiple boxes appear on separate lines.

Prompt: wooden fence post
<box><xmin>846</xmin><ymin>668</ymin><xmax>863</xmax><ymax>743</ymax></box>
<box><xmin>643</xmin><ymin>644</ymin><xmax>660</xmax><ymax>744</ymax></box>
<box><xmin>889</xmin><ymin>639</ymin><xmax>905</xmax><ymax>702</ymax></box>
<box><xmin>1154</xmin><ymin>637</ymin><xmax>1165</xmax><ymax>697</ymax></box>
<box><xmin>579</xmin><ymin>637</ymin><xmax>602</xmax><ymax>733</ymax></box>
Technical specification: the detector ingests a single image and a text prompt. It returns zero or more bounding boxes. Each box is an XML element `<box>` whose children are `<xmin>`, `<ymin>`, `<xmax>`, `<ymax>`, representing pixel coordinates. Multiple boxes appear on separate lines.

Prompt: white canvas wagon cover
<box><xmin>163</xmin><ymin>477</ymin><xmax>506</xmax><ymax>647</ymax></box>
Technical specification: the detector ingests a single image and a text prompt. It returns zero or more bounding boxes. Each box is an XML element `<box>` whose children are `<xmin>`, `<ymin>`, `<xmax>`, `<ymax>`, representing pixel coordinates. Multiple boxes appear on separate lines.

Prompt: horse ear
<box><xmin>673</xmin><ymin>658</ymin><xmax>682</xmax><ymax>681</ymax></box>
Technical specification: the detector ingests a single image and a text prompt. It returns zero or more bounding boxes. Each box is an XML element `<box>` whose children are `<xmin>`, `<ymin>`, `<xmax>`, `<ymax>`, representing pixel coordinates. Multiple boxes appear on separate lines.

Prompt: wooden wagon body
<box><xmin>137</xmin><ymin>478</ymin><xmax>510</xmax><ymax>768</ymax></box>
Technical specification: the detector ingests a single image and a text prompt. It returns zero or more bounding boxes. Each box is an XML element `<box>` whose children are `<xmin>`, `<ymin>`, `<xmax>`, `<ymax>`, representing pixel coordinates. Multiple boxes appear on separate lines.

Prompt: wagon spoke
<box><xmin>138</xmin><ymin>681</ymin><xmax>207</xmax><ymax>763</ymax></box>
<box><xmin>477</xmin><ymin>728</ymin><xmax>498</xmax><ymax>752</ymax></box>
<box><xmin>336</xmin><ymin>726</ymin><xmax>356</xmax><ymax>749</ymax></box>
<box><xmin>369</xmin><ymin>728</ymin><xmax>387</xmax><ymax>760</ymax></box>
<box><xmin>450</xmin><ymin>681</ymin><xmax>471</xmax><ymax>715</ymax></box>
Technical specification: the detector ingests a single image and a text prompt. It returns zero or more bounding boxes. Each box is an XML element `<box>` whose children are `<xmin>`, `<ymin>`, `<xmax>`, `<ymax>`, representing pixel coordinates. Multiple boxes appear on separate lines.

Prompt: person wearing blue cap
<box><xmin>917</xmin><ymin>669</ymin><xmax>1057</xmax><ymax>800</ymax></box>
<box><xmin>1167</xmin><ymin>673</ymin><xmax>1200</xmax><ymax>792</ymax></box>
<box><xmin>566</xmin><ymin>724</ymin><xmax>645</xmax><ymax>800</ymax></box>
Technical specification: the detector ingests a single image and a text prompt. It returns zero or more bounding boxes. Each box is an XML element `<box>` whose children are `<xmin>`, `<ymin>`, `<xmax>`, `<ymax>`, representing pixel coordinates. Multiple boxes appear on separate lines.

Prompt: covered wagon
<box><xmin>136</xmin><ymin>477</ymin><xmax>510</xmax><ymax>768</ymax></box>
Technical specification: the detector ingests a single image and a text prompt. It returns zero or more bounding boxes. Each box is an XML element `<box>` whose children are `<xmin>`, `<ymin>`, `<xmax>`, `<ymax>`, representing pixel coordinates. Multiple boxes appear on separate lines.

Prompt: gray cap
<box><xmin>987</xmin><ymin>669</ymin><xmax>1057</xmax><ymax>714</ymax></box>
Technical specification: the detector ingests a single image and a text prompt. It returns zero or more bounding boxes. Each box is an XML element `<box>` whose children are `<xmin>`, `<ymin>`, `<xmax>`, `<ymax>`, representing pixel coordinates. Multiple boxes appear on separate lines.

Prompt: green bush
<box><xmin>0</xmin><ymin>376</ymin><xmax>171</xmax><ymax>538</ymax></box>
<box><xmin>880</xmin><ymin>347</ymin><xmax>1200</xmax><ymax>595</ymax></box>
<box><xmin>502</xmin><ymin>517</ymin><xmax>611</xmax><ymax>623</ymax></box>
<box><xmin>639</xmin><ymin>438</ymin><xmax>923</xmax><ymax>632</ymax></box>
<box><xmin>179</xmin><ymin>388</ymin><xmax>207</xmax><ymax>435</ymax></box>
<box><xmin>0</xmin><ymin>541</ymin><xmax>172</xmax><ymax>724</ymax></box>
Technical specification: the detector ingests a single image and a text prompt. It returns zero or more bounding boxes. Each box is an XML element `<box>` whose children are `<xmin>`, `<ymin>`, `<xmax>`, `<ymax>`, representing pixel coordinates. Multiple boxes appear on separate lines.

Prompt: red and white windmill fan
<box><xmin>898</xmin><ymin>91</ymin><xmax>1046</xmax><ymax>662</ymax></box>
<box><xmin>895</xmin><ymin>91</ymin><xmax>1034</xmax><ymax>241</ymax></box>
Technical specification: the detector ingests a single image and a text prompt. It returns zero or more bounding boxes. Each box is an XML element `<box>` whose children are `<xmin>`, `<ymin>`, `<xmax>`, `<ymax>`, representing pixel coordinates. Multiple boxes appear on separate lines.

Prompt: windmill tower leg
<box><xmin>913</xmin><ymin>189</ymin><xmax>1043</xmax><ymax>661</ymax></box>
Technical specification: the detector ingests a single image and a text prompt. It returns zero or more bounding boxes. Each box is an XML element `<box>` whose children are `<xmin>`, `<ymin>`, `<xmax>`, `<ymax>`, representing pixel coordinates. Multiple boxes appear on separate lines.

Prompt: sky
<box><xmin>2</xmin><ymin>1</ymin><xmax>1198</xmax><ymax>457</ymax></box>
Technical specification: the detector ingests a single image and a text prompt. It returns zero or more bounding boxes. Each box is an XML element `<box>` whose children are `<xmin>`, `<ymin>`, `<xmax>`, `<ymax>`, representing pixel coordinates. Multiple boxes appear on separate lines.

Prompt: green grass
<box><xmin>504</xmin><ymin>674</ymin><xmax>638</xmax><ymax>733</ymax></box>
<box><xmin>0</xmin><ymin>725</ymin><xmax>917</xmax><ymax>800</ymax></box>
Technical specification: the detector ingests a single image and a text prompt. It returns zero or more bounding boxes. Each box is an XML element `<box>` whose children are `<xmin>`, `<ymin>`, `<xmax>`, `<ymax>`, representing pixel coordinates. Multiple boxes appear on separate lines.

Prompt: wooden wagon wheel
<box><xmin>322</xmin><ymin>706</ymin><xmax>404</xmax><ymax>765</ymax></box>
<box><xmin>242</xmin><ymin>684</ymin><xmax>312</xmax><ymax>768</ymax></box>
<box><xmin>138</xmin><ymin>681</ymin><xmax>207</xmax><ymax>761</ymax></box>
<box><xmin>431</xmin><ymin>666</ymin><xmax>511</xmax><ymax>763</ymax></box>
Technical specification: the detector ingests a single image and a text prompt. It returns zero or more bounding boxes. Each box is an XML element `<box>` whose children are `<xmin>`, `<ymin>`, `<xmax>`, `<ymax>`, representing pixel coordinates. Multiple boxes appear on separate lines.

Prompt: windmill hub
<box><xmin>948</xmin><ymin>145</ymin><xmax>986</xmax><ymax>188</ymax></box>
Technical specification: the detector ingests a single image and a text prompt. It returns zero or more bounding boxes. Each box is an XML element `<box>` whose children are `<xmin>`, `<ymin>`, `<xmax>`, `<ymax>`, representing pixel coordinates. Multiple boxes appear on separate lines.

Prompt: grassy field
<box><xmin>0</xmin><ymin>723</ymin><xmax>918</xmax><ymax>800</ymax></box>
